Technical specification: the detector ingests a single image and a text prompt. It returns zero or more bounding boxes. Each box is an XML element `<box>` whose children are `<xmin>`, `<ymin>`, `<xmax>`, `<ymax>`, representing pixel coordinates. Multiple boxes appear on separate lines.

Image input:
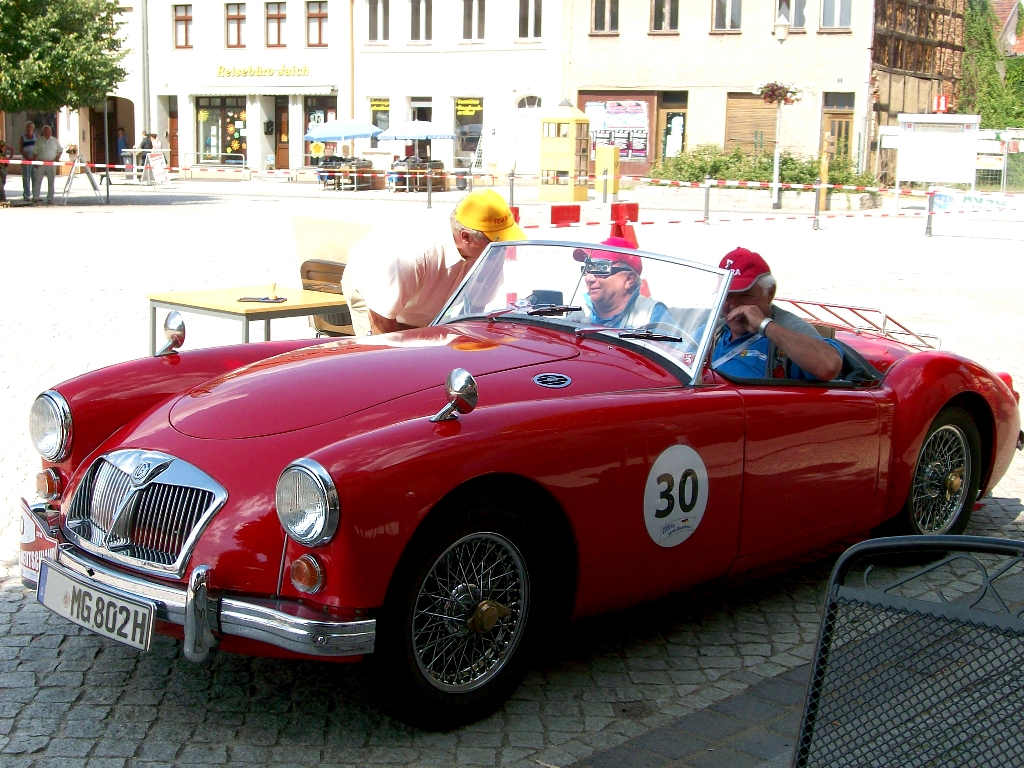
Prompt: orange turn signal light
<box><xmin>290</xmin><ymin>554</ymin><xmax>324</xmax><ymax>594</ymax></box>
<box><xmin>36</xmin><ymin>469</ymin><xmax>61</xmax><ymax>501</ymax></box>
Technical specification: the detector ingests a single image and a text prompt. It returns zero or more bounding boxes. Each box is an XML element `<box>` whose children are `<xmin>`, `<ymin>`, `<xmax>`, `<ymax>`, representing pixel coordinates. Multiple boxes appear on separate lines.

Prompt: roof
<box><xmin>1013</xmin><ymin>36</ymin><xmax>1024</xmax><ymax>55</ymax></box>
<box><xmin>991</xmin><ymin>0</ymin><xmax>1019</xmax><ymax>34</ymax></box>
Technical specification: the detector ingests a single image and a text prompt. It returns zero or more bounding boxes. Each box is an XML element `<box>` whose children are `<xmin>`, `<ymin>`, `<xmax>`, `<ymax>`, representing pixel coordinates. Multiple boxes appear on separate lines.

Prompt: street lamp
<box><xmin>771</xmin><ymin>11</ymin><xmax>791</xmax><ymax>209</ymax></box>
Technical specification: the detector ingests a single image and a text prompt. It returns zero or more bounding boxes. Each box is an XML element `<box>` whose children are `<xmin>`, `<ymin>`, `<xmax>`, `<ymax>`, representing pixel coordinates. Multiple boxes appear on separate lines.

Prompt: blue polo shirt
<box><xmin>582</xmin><ymin>289</ymin><xmax>673</xmax><ymax>328</ymax></box>
<box><xmin>712</xmin><ymin>326</ymin><xmax>843</xmax><ymax>380</ymax></box>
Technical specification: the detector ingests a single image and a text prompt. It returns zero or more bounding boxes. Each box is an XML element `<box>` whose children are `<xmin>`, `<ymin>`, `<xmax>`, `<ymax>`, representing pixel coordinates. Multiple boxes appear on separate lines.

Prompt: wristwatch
<box><xmin>758</xmin><ymin>317</ymin><xmax>774</xmax><ymax>336</ymax></box>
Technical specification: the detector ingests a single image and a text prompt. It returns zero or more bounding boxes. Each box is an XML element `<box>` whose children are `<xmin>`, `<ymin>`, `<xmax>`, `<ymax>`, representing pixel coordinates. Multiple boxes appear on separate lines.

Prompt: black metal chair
<box><xmin>794</xmin><ymin>535</ymin><xmax>1024</xmax><ymax>768</ymax></box>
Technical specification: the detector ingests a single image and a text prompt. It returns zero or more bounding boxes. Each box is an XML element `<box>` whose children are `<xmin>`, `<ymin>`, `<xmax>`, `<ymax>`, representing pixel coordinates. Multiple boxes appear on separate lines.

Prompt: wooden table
<box><xmin>147</xmin><ymin>285</ymin><xmax>349</xmax><ymax>354</ymax></box>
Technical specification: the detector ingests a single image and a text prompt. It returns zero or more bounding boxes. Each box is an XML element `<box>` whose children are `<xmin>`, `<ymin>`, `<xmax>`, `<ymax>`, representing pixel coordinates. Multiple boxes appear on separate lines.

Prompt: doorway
<box><xmin>660</xmin><ymin>110</ymin><xmax>686</xmax><ymax>160</ymax></box>
<box><xmin>823</xmin><ymin>112</ymin><xmax>853</xmax><ymax>162</ymax></box>
<box><xmin>275</xmin><ymin>97</ymin><xmax>289</xmax><ymax>170</ymax></box>
<box><xmin>169</xmin><ymin>96</ymin><xmax>179</xmax><ymax>169</ymax></box>
<box><xmin>411</xmin><ymin>100</ymin><xmax>432</xmax><ymax>159</ymax></box>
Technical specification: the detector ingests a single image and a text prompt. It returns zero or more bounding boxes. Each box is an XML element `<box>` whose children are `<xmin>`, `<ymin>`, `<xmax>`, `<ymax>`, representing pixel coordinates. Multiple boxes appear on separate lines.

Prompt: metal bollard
<box><xmin>602</xmin><ymin>167</ymin><xmax>609</xmax><ymax>204</ymax></box>
<box><xmin>469</xmin><ymin>170</ymin><xmax>474</xmax><ymax>192</ymax></box>
<box><xmin>427</xmin><ymin>170</ymin><xmax>432</xmax><ymax>209</ymax></box>
<box><xmin>924</xmin><ymin>187</ymin><xmax>934</xmax><ymax>237</ymax></box>
<box><xmin>703</xmin><ymin>175</ymin><xmax>711</xmax><ymax>225</ymax></box>
<box><xmin>508</xmin><ymin>171</ymin><xmax>515</xmax><ymax>208</ymax></box>
<box><xmin>812</xmin><ymin>178</ymin><xmax>822</xmax><ymax>231</ymax></box>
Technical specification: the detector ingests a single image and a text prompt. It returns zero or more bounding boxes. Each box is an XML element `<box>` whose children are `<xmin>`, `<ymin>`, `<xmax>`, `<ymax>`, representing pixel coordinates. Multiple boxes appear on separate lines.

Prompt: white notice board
<box><xmin>895</xmin><ymin>114</ymin><xmax>980</xmax><ymax>184</ymax></box>
<box><xmin>148</xmin><ymin>153</ymin><xmax>170</xmax><ymax>184</ymax></box>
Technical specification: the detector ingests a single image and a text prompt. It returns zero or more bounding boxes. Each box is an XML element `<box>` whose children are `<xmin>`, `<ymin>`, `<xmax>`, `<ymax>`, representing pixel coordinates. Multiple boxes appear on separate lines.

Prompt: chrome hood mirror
<box><xmin>430</xmin><ymin>368</ymin><xmax>478</xmax><ymax>422</ymax></box>
<box><xmin>155</xmin><ymin>311</ymin><xmax>186</xmax><ymax>357</ymax></box>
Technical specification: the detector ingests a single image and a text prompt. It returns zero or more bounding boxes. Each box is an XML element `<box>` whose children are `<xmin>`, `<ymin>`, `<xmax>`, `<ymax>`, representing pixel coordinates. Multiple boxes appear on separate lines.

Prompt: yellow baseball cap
<box><xmin>454</xmin><ymin>190</ymin><xmax>528</xmax><ymax>242</ymax></box>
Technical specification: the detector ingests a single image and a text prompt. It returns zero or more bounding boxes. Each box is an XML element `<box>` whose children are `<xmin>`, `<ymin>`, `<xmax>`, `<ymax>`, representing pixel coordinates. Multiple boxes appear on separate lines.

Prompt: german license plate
<box><xmin>37</xmin><ymin>559</ymin><xmax>155</xmax><ymax>651</ymax></box>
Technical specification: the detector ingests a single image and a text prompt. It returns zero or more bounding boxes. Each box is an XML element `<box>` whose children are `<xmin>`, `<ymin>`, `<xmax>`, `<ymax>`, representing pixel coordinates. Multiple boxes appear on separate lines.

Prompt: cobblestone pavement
<box><xmin>0</xmin><ymin>188</ymin><xmax>1021</xmax><ymax>767</ymax></box>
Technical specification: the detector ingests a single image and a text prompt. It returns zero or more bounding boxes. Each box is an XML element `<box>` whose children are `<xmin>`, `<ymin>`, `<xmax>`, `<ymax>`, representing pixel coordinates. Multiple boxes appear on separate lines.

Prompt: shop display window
<box><xmin>196</xmin><ymin>97</ymin><xmax>248</xmax><ymax>164</ymax></box>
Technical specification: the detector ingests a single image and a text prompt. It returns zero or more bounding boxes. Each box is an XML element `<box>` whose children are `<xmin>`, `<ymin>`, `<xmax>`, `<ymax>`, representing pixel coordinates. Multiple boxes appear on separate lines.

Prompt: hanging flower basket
<box><xmin>756</xmin><ymin>82</ymin><xmax>802</xmax><ymax>105</ymax></box>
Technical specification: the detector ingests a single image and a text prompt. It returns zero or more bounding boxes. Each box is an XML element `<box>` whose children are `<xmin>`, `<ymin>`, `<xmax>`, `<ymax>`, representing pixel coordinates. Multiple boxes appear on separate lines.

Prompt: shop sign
<box><xmin>217</xmin><ymin>65</ymin><xmax>310</xmax><ymax>77</ymax></box>
<box><xmin>456</xmin><ymin>98</ymin><xmax>484</xmax><ymax>117</ymax></box>
<box><xmin>371</xmin><ymin>98</ymin><xmax>390</xmax><ymax>111</ymax></box>
<box><xmin>584</xmin><ymin>100</ymin><xmax>649</xmax><ymax>160</ymax></box>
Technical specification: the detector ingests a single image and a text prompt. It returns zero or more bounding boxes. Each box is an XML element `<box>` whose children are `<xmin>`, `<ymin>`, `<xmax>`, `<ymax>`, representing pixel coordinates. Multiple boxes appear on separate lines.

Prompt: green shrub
<box><xmin>649</xmin><ymin>143</ymin><xmax>877</xmax><ymax>187</ymax></box>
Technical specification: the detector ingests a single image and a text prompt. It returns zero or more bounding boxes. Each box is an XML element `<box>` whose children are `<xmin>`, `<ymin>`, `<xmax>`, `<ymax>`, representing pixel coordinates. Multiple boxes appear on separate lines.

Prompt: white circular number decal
<box><xmin>644</xmin><ymin>445</ymin><xmax>709</xmax><ymax>548</ymax></box>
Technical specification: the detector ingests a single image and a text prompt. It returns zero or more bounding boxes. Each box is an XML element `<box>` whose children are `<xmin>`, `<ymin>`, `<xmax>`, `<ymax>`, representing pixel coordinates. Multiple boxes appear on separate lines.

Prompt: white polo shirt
<box><xmin>343</xmin><ymin>225</ymin><xmax>476</xmax><ymax>328</ymax></box>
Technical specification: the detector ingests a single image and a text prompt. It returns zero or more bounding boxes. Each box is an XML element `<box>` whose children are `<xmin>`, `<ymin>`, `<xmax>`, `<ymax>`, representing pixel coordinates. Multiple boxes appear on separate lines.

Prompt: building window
<box><xmin>821</xmin><ymin>0</ymin><xmax>850</xmax><ymax>28</ymax></box>
<box><xmin>823</xmin><ymin>92</ymin><xmax>854</xmax><ymax>110</ymax></box>
<box><xmin>777</xmin><ymin>0</ymin><xmax>804</xmax><ymax>28</ymax></box>
<box><xmin>307</xmin><ymin>1</ymin><xmax>327</xmax><ymax>45</ymax></box>
<box><xmin>463</xmin><ymin>0</ymin><xmax>484</xmax><ymax>40</ymax></box>
<box><xmin>519</xmin><ymin>0</ymin><xmax>541</xmax><ymax>37</ymax></box>
<box><xmin>226</xmin><ymin>3</ymin><xmax>246</xmax><ymax>47</ymax></box>
<box><xmin>411</xmin><ymin>0</ymin><xmax>431</xmax><ymax>40</ymax></box>
<box><xmin>518</xmin><ymin>95</ymin><xmax>542</xmax><ymax>108</ymax></box>
<box><xmin>304</xmin><ymin>96</ymin><xmax>337</xmax><ymax>165</ymax></box>
<box><xmin>370</xmin><ymin>98</ymin><xmax>389</xmax><ymax>147</ymax></box>
<box><xmin>651</xmin><ymin>0</ymin><xmax>678</xmax><ymax>31</ymax></box>
<box><xmin>174</xmin><ymin>5</ymin><xmax>192</xmax><ymax>47</ymax></box>
<box><xmin>455</xmin><ymin>98</ymin><xmax>483</xmax><ymax>163</ymax></box>
<box><xmin>368</xmin><ymin>0</ymin><xmax>389</xmax><ymax>40</ymax></box>
<box><xmin>592</xmin><ymin>0</ymin><xmax>618</xmax><ymax>32</ymax></box>
<box><xmin>266</xmin><ymin>2</ymin><xmax>286</xmax><ymax>46</ymax></box>
<box><xmin>713</xmin><ymin>0</ymin><xmax>740</xmax><ymax>30</ymax></box>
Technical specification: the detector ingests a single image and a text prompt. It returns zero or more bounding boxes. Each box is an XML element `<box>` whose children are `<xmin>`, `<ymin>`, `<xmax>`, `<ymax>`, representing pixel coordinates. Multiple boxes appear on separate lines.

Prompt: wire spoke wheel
<box><xmin>911</xmin><ymin>424</ymin><xmax>971</xmax><ymax>535</ymax></box>
<box><xmin>411</xmin><ymin>532</ymin><xmax>530</xmax><ymax>693</ymax></box>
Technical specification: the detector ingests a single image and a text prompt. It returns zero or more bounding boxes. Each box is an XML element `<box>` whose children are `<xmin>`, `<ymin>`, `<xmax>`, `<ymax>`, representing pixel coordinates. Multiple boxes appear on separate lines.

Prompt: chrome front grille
<box><xmin>63</xmin><ymin>450</ymin><xmax>227</xmax><ymax>578</ymax></box>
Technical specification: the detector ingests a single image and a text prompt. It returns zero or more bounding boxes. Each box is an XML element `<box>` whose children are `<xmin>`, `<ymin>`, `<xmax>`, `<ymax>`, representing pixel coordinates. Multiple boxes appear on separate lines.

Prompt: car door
<box><xmin>735</xmin><ymin>385</ymin><xmax>882</xmax><ymax>567</ymax></box>
<box><xmin>572</xmin><ymin>385</ymin><xmax>746</xmax><ymax>617</ymax></box>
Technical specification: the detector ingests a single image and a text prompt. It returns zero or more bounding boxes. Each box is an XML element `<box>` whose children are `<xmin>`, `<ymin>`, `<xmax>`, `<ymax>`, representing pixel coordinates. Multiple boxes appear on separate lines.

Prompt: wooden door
<box><xmin>725</xmin><ymin>93</ymin><xmax>776</xmax><ymax>153</ymax></box>
<box><xmin>169</xmin><ymin>115</ymin><xmax>179</xmax><ymax>169</ymax></box>
<box><xmin>275</xmin><ymin>107</ymin><xmax>289</xmax><ymax>170</ymax></box>
<box><xmin>823</xmin><ymin>112</ymin><xmax>853</xmax><ymax>161</ymax></box>
<box><xmin>658</xmin><ymin>109</ymin><xmax>686</xmax><ymax>161</ymax></box>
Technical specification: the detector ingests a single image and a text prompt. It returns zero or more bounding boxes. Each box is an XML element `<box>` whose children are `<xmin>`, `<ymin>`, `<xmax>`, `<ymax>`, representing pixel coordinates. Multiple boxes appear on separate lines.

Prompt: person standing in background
<box><xmin>116</xmin><ymin>128</ymin><xmax>131</xmax><ymax>179</ymax></box>
<box><xmin>19</xmin><ymin>122</ymin><xmax>36</xmax><ymax>202</ymax></box>
<box><xmin>31</xmin><ymin>125</ymin><xmax>62</xmax><ymax>205</ymax></box>
<box><xmin>137</xmin><ymin>132</ymin><xmax>153</xmax><ymax>181</ymax></box>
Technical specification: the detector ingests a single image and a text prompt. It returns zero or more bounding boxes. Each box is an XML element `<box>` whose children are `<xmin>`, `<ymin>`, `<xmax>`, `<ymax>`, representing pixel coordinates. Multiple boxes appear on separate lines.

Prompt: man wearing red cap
<box><xmin>342</xmin><ymin>190</ymin><xmax>527</xmax><ymax>335</ymax></box>
<box><xmin>713</xmin><ymin>247</ymin><xmax>843</xmax><ymax>381</ymax></box>
<box><xmin>569</xmin><ymin>237</ymin><xmax>673</xmax><ymax>328</ymax></box>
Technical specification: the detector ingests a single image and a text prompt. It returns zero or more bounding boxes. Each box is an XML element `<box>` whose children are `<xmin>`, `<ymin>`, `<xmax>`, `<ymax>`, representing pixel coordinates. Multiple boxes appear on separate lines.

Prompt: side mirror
<box><xmin>155</xmin><ymin>311</ymin><xmax>186</xmax><ymax>356</ymax></box>
<box><xmin>430</xmin><ymin>368</ymin><xmax>478</xmax><ymax>422</ymax></box>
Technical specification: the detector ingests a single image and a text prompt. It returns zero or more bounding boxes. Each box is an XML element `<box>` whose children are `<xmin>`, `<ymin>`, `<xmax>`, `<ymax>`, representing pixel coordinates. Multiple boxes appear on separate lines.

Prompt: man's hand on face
<box><xmin>725</xmin><ymin>303</ymin><xmax>767</xmax><ymax>336</ymax></box>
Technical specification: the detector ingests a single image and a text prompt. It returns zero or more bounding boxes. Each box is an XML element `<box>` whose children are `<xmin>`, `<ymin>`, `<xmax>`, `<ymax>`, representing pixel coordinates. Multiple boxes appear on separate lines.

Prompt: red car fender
<box><xmin>879</xmin><ymin>351</ymin><xmax>1021</xmax><ymax>525</ymax></box>
<box><xmin>46</xmin><ymin>340</ymin><xmax>323</xmax><ymax>496</ymax></box>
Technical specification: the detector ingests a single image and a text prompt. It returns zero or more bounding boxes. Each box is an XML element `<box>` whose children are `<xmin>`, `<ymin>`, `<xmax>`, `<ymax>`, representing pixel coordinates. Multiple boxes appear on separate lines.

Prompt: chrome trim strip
<box><xmin>50</xmin><ymin>548</ymin><xmax>374</xmax><ymax>658</ymax></box>
<box><xmin>183</xmin><ymin>565</ymin><xmax>218</xmax><ymax>662</ymax></box>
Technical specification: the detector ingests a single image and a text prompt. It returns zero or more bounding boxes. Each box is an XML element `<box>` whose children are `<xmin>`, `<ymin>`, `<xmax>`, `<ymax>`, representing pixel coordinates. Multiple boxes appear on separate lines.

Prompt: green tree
<box><xmin>958</xmin><ymin>0</ymin><xmax>1023</xmax><ymax>126</ymax></box>
<box><xmin>0</xmin><ymin>0</ymin><xmax>126</xmax><ymax>113</ymax></box>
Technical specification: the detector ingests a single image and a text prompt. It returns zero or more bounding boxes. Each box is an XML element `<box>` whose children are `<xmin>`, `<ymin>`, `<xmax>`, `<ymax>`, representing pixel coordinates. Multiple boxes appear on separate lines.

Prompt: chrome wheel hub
<box><xmin>912</xmin><ymin>425</ymin><xmax>971</xmax><ymax>534</ymax></box>
<box><xmin>412</xmin><ymin>532</ymin><xmax>529</xmax><ymax>692</ymax></box>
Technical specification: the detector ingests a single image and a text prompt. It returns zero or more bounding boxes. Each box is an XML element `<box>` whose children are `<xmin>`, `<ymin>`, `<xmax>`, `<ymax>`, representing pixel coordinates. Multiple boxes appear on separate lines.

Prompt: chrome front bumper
<box><xmin>50</xmin><ymin>544</ymin><xmax>375</xmax><ymax>661</ymax></box>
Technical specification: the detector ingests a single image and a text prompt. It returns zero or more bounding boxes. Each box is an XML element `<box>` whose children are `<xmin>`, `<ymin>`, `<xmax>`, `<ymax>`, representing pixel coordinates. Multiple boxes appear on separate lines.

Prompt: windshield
<box><xmin>434</xmin><ymin>241</ymin><xmax>730</xmax><ymax>380</ymax></box>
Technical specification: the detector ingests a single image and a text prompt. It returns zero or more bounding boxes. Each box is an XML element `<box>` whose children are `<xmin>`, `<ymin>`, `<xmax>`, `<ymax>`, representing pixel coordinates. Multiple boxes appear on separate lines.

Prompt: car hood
<box><xmin>169</xmin><ymin>324</ymin><xmax>580</xmax><ymax>439</ymax></box>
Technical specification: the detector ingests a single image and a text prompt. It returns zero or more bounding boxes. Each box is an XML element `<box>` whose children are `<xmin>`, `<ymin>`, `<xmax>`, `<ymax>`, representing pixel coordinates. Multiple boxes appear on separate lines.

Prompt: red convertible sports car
<box><xmin>23</xmin><ymin>240</ymin><xmax>1022</xmax><ymax>728</ymax></box>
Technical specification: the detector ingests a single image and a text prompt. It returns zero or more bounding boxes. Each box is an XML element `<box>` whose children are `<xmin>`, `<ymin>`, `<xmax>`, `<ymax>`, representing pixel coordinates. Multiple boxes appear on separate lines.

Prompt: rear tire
<box><xmin>898</xmin><ymin>406</ymin><xmax>981</xmax><ymax>536</ymax></box>
<box><xmin>373</xmin><ymin>494</ymin><xmax>551</xmax><ymax>729</ymax></box>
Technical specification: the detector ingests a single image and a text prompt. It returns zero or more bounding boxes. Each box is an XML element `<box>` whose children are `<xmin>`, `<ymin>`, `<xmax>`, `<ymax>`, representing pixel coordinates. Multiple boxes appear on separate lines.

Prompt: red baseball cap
<box><xmin>719</xmin><ymin>247</ymin><xmax>771</xmax><ymax>292</ymax></box>
<box><xmin>573</xmin><ymin>236</ymin><xmax>643</xmax><ymax>275</ymax></box>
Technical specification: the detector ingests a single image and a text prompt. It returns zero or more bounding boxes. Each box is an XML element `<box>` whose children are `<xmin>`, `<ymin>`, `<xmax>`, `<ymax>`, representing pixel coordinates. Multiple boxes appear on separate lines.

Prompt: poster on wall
<box><xmin>584</xmin><ymin>100</ymin><xmax>650</xmax><ymax>160</ymax></box>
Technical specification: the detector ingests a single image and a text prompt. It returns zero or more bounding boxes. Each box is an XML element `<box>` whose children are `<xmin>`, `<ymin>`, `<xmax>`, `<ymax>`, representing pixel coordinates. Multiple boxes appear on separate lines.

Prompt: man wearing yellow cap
<box><xmin>341</xmin><ymin>189</ymin><xmax>527</xmax><ymax>336</ymax></box>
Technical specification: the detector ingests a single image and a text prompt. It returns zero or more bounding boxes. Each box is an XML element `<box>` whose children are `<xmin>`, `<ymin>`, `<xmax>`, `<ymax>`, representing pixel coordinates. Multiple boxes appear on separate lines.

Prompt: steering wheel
<box><xmin>635</xmin><ymin>322</ymin><xmax>699</xmax><ymax>349</ymax></box>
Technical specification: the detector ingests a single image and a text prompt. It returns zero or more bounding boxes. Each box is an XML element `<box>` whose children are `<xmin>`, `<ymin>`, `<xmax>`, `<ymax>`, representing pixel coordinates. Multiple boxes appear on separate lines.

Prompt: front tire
<box><xmin>900</xmin><ymin>406</ymin><xmax>981</xmax><ymax>536</ymax></box>
<box><xmin>374</xmin><ymin>496</ymin><xmax>547</xmax><ymax>729</ymax></box>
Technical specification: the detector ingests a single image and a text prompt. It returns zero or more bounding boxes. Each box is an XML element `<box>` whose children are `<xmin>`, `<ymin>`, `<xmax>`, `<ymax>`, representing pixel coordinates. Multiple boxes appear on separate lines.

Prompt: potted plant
<box><xmin>755</xmin><ymin>83</ymin><xmax>802</xmax><ymax>105</ymax></box>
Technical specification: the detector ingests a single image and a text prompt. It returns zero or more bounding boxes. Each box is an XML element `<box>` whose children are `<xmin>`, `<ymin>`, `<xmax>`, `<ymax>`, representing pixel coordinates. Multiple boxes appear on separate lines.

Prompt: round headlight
<box><xmin>276</xmin><ymin>459</ymin><xmax>339</xmax><ymax>547</ymax></box>
<box><xmin>29</xmin><ymin>391</ymin><xmax>72</xmax><ymax>462</ymax></box>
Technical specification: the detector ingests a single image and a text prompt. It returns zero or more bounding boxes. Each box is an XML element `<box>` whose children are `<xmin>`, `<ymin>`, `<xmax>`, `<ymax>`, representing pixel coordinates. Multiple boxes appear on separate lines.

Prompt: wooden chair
<box><xmin>292</xmin><ymin>218</ymin><xmax>372</xmax><ymax>338</ymax></box>
<box><xmin>300</xmin><ymin>259</ymin><xmax>353</xmax><ymax>336</ymax></box>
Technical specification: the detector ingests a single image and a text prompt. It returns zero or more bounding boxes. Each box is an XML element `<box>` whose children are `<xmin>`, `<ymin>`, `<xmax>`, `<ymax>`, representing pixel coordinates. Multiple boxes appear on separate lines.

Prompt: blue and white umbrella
<box><xmin>377</xmin><ymin>120</ymin><xmax>456</xmax><ymax>140</ymax></box>
<box><xmin>303</xmin><ymin>118</ymin><xmax>383</xmax><ymax>142</ymax></box>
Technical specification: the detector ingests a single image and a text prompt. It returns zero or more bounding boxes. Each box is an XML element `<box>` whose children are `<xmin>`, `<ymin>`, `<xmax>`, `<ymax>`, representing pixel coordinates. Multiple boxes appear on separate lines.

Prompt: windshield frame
<box><xmin>431</xmin><ymin>239</ymin><xmax>733</xmax><ymax>385</ymax></box>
